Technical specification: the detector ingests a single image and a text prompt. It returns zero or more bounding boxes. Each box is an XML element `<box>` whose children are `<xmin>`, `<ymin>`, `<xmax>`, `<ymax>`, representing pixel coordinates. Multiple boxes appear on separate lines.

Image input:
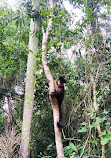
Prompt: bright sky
<box><xmin>63</xmin><ymin>0</ymin><xmax>83</xmax><ymax>19</ymax></box>
<box><xmin>7</xmin><ymin>0</ymin><xmax>17</xmax><ymax>5</ymax></box>
<box><xmin>7</xmin><ymin>0</ymin><xmax>72</xmax><ymax>9</ymax></box>
<box><xmin>7</xmin><ymin>0</ymin><xmax>20</xmax><ymax>10</ymax></box>
<box><xmin>6</xmin><ymin>0</ymin><xmax>83</xmax><ymax>20</ymax></box>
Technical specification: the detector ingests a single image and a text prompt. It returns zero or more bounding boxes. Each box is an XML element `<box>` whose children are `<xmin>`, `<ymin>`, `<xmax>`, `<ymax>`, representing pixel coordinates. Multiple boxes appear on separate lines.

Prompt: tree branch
<box><xmin>41</xmin><ymin>0</ymin><xmax>64</xmax><ymax>157</ymax></box>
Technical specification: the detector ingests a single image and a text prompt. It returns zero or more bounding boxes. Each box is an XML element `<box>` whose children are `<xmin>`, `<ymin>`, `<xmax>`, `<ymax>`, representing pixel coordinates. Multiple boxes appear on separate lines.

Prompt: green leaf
<box><xmin>96</xmin><ymin>117</ymin><xmax>106</xmax><ymax>123</ymax></box>
<box><xmin>107</xmin><ymin>6</ymin><xmax>110</xmax><ymax>13</ymax></box>
<box><xmin>90</xmin><ymin>124</ymin><xmax>95</xmax><ymax>129</ymax></box>
<box><xmin>80</xmin><ymin>122</ymin><xmax>87</xmax><ymax>126</ymax></box>
<box><xmin>66</xmin><ymin>146</ymin><xmax>71</xmax><ymax>150</ymax></box>
<box><xmin>78</xmin><ymin>127</ymin><xmax>87</xmax><ymax>133</ymax></box>
<box><xmin>69</xmin><ymin>142</ymin><xmax>78</xmax><ymax>153</ymax></box>
<box><xmin>64</xmin><ymin>43</ymin><xmax>67</xmax><ymax>49</ymax></box>
<box><xmin>99</xmin><ymin>131</ymin><xmax>106</xmax><ymax>137</ymax></box>
<box><xmin>101</xmin><ymin>137</ymin><xmax>109</xmax><ymax>145</ymax></box>
<box><xmin>109</xmin><ymin>136</ymin><xmax>111</xmax><ymax>141</ymax></box>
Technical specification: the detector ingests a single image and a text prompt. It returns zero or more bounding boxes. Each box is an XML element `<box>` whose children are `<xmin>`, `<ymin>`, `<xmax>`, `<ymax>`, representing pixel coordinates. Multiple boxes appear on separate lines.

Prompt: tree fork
<box><xmin>42</xmin><ymin>0</ymin><xmax>64</xmax><ymax>157</ymax></box>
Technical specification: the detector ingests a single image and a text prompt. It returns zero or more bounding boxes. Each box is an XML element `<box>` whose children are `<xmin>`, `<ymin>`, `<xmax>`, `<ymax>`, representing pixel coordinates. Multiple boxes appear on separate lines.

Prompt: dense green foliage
<box><xmin>0</xmin><ymin>0</ymin><xmax>111</xmax><ymax>157</ymax></box>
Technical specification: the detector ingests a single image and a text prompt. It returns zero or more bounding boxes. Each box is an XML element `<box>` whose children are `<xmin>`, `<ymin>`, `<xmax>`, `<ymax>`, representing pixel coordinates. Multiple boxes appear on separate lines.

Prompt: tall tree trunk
<box><xmin>42</xmin><ymin>0</ymin><xmax>64</xmax><ymax>157</ymax></box>
<box><xmin>85</xmin><ymin>1</ymin><xmax>106</xmax><ymax>157</ymax></box>
<box><xmin>20</xmin><ymin>1</ymin><xmax>38</xmax><ymax>157</ymax></box>
<box><xmin>89</xmin><ymin>58</ymin><xmax>105</xmax><ymax>158</ymax></box>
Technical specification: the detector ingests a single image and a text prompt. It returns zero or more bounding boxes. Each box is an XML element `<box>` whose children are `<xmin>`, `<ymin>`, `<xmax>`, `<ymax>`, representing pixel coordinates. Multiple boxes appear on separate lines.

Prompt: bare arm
<box><xmin>50</xmin><ymin>87</ymin><xmax>64</xmax><ymax>97</ymax></box>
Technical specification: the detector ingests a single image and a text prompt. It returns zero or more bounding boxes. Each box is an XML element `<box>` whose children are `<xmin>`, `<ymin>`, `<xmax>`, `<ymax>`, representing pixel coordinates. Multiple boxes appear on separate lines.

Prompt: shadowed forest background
<box><xmin>0</xmin><ymin>0</ymin><xmax>111</xmax><ymax>157</ymax></box>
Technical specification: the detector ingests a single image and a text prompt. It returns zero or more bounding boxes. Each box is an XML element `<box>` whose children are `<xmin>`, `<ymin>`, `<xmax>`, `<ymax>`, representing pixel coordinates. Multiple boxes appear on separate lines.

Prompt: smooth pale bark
<box><xmin>42</xmin><ymin>0</ymin><xmax>64</xmax><ymax>157</ymax></box>
<box><xmin>20</xmin><ymin>6</ymin><xmax>38</xmax><ymax>158</ymax></box>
